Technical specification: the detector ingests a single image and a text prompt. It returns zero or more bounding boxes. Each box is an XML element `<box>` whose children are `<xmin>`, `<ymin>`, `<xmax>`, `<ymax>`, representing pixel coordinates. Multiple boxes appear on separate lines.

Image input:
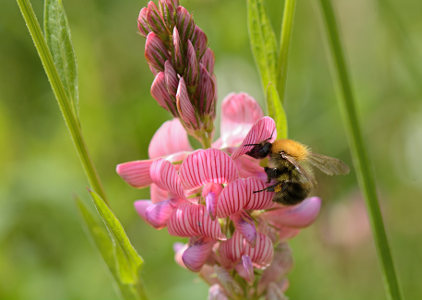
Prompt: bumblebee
<box><xmin>246</xmin><ymin>138</ymin><xmax>349</xmax><ymax>205</ymax></box>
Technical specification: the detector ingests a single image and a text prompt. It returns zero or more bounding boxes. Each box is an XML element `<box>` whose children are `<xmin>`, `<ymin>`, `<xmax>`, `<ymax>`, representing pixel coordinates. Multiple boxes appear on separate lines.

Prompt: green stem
<box><xmin>318</xmin><ymin>1</ymin><xmax>402</xmax><ymax>300</ymax></box>
<box><xmin>276</xmin><ymin>0</ymin><xmax>296</xmax><ymax>103</ymax></box>
<box><xmin>16</xmin><ymin>0</ymin><xmax>107</xmax><ymax>202</ymax></box>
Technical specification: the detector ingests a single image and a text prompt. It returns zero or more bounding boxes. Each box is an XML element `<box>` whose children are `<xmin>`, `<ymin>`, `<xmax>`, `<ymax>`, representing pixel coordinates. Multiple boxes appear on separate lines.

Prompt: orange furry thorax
<box><xmin>271</xmin><ymin>139</ymin><xmax>309</xmax><ymax>161</ymax></box>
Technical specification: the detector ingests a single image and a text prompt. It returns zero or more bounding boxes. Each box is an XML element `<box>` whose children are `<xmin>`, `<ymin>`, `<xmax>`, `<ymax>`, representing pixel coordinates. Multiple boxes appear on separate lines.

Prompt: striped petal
<box><xmin>148</xmin><ymin>118</ymin><xmax>192</xmax><ymax>159</ymax></box>
<box><xmin>231</xmin><ymin>117</ymin><xmax>276</xmax><ymax>160</ymax></box>
<box><xmin>145</xmin><ymin>32</ymin><xmax>169</xmax><ymax>73</ymax></box>
<box><xmin>262</xmin><ymin>197</ymin><xmax>321</xmax><ymax>228</ymax></box>
<box><xmin>176</xmin><ymin>77</ymin><xmax>198</xmax><ymax>128</ymax></box>
<box><xmin>220</xmin><ymin>93</ymin><xmax>264</xmax><ymax>148</ymax></box>
<box><xmin>150</xmin><ymin>159</ymin><xmax>185</xmax><ymax>199</ymax></box>
<box><xmin>189</xmin><ymin>205</ymin><xmax>226</xmax><ymax>240</ymax></box>
<box><xmin>151</xmin><ymin>72</ymin><xmax>176</xmax><ymax>115</ymax></box>
<box><xmin>244</xmin><ymin>177</ymin><xmax>274</xmax><ymax>210</ymax></box>
<box><xmin>150</xmin><ymin>183</ymin><xmax>169</xmax><ymax>203</ymax></box>
<box><xmin>218</xmin><ymin>231</ymin><xmax>244</xmax><ymax>268</ymax></box>
<box><xmin>116</xmin><ymin>159</ymin><xmax>155</xmax><ymax>188</ymax></box>
<box><xmin>168</xmin><ymin>204</ymin><xmax>199</xmax><ymax>237</ymax></box>
<box><xmin>145</xmin><ymin>200</ymin><xmax>174</xmax><ymax>229</ymax></box>
<box><xmin>180</xmin><ymin>149</ymin><xmax>238</xmax><ymax>190</ymax></box>
<box><xmin>216</xmin><ymin>179</ymin><xmax>247</xmax><ymax>218</ymax></box>
<box><xmin>203</xmin><ymin>183</ymin><xmax>223</xmax><ymax>220</ymax></box>
<box><xmin>234</xmin><ymin>155</ymin><xmax>265</xmax><ymax>179</ymax></box>
<box><xmin>182</xmin><ymin>238</ymin><xmax>215</xmax><ymax>272</ymax></box>
<box><xmin>244</xmin><ymin>233</ymin><xmax>273</xmax><ymax>268</ymax></box>
<box><xmin>231</xmin><ymin>211</ymin><xmax>257</xmax><ymax>246</ymax></box>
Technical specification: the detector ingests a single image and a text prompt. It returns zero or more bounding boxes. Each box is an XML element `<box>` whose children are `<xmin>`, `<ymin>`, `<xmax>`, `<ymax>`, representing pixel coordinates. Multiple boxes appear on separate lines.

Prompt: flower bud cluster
<box><xmin>138</xmin><ymin>0</ymin><xmax>216</xmax><ymax>144</ymax></box>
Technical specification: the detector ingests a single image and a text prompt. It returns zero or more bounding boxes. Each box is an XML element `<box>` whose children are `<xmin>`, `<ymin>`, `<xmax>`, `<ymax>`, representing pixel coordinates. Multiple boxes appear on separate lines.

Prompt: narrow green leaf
<box><xmin>247</xmin><ymin>0</ymin><xmax>278</xmax><ymax>92</ymax></box>
<box><xmin>76</xmin><ymin>198</ymin><xmax>146</xmax><ymax>300</ymax></box>
<box><xmin>266</xmin><ymin>83</ymin><xmax>288</xmax><ymax>139</ymax></box>
<box><xmin>88</xmin><ymin>190</ymin><xmax>144</xmax><ymax>280</ymax></box>
<box><xmin>44</xmin><ymin>0</ymin><xmax>79</xmax><ymax>116</ymax></box>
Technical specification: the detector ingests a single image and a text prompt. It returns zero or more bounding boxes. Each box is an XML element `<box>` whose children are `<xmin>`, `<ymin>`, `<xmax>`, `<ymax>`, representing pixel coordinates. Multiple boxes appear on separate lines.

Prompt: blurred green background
<box><xmin>1</xmin><ymin>0</ymin><xmax>422</xmax><ymax>299</ymax></box>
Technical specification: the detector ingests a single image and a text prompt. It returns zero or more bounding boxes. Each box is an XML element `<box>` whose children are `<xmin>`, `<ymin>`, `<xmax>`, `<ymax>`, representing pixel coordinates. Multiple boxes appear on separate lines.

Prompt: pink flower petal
<box><xmin>203</xmin><ymin>183</ymin><xmax>223</xmax><ymax>219</ymax></box>
<box><xmin>235</xmin><ymin>255</ymin><xmax>254</xmax><ymax>284</ymax></box>
<box><xmin>145</xmin><ymin>32</ymin><xmax>169</xmax><ymax>73</ymax></box>
<box><xmin>150</xmin><ymin>159</ymin><xmax>185</xmax><ymax>199</ymax></box>
<box><xmin>134</xmin><ymin>200</ymin><xmax>152</xmax><ymax>222</ymax></box>
<box><xmin>216</xmin><ymin>179</ymin><xmax>247</xmax><ymax>218</ymax></box>
<box><xmin>164</xmin><ymin>60</ymin><xmax>178</xmax><ymax>98</ymax></box>
<box><xmin>208</xmin><ymin>284</ymin><xmax>228</xmax><ymax>300</ymax></box>
<box><xmin>189</xmin><ymin>205</ymin><xmax>226</xmax><ymax>240</ymax></box>
<box><xmin>116</xmin><ymin>159</ymin><xmax>155</xmax><ymax>188</ymax></box>
<box><xmin>231</xmin><ymin>211</ymin><xmax>257</xmax><ymax>246</ymax></box>
<box><xmin>180</xmin><ymin>149</ymin><xmax>239</xmax><ymax>190</ymax></box>
<box><xmin>151</xmin><ymin>72</ymin><xmax>177</xmax><ymax>115</ymax></box>
<box><xmin>244</xmin><ymin>177</ymin><xmax>274</xmax><ymax>210</ymax></box>
<box><xmin>192</xmin><ymin>25</ymin><xmax>208</xmax><ymax>58</ymax></box>
<box><xmin>244</xmin><ymin>233</ymin><xmax>273</xmax><ymax>268</ymax></box>
<box><xmin>262</xmin><ymin>197</ymin><xmax>322</xmax><ymax>228</ymax></box>
<box><xmin>231</xmin><ymin>117</ymin><xmax>277</xmax><ymax>160</ymax></box>
<box><xmin>220</xmin><ymin>93</ymin><xmax>264</xmax><ymax>148</ymax></box>
<box><xmin>146</xmin><ymin>1</ymin><xmax>167</xmax><ymax>35</ymax></box>
<box><xmin>258</xmin><ymin>243</ymin><xmax>293</xmax><ymax>294</ymax></box>
<box><xmin>150</xmin><ymin>183</ymin><xmax>169</xmax><ymax>203</ymax></box>
<box><xmin>234</xmin><ymin>155</ymin><xmax>265</xmax><ymax>179</ymax></box>
<box><xmin>148</xmin><ymin>118</ymin><xmax>192</xmax><ymax>159</ymax></box>
<box><xmin>174</xmin><ymin>242</ymin><xmax>188</xmax><ymax>269</ymax></box>
<box><xmin>200</xmin><ymin>48</ymin><xmax>215</xmax><ymax>74</ymax></box>
<box><xmin>182</xmin><ymin>238</ymin><xmax>215</xmax><ymax>272</ymax></box>
<box><xmin>137</xmin><ymin>7</ymin><xmax>151</xmax><ymax>37</ymax></box>
<box><xmin>218</xmin><ymin>231</ymin><xmax>244</xmax><ymax>268</ymax></box>
<box><xmin>168</xmin><ymin>204</ymin><xmax>199</xmax><ymax>237</ymax></box>
<box><xmin>276</xmin><ymin>226</ymin><xmax>300</xmax><ymax>241</ymax></box>
<box><xmin>145</xmin><ymin>199</ymin><xmax>175</xmax><ymax>229</ymax></box>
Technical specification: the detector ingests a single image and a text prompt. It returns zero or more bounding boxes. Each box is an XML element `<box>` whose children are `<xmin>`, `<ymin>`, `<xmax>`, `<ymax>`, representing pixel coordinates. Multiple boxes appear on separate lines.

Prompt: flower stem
<box><xmin>276</xmin><ymin>0</ymin><xmax>296</xmax><ymax>103</ymax></box>
<box><xmin>16</xmin><ymin>0</ymin><xmax>107</xmax><ymax>202</ymax></box>
<box><xmin>318</xmin><ymin>1</ymin><xmax>402</xmax><ymax>300</ymax></box>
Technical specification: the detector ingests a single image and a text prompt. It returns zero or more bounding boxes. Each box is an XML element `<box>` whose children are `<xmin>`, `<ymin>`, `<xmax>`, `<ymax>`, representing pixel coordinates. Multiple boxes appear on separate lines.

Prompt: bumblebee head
<box><xmin>245</xmin><ymin>141</ymin><xmax>272</xmax><ymax>159</ymax></box>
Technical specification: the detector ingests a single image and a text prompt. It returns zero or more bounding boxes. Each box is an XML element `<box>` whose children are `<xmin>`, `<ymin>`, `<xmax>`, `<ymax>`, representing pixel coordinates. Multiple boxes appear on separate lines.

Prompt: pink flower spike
<box><xmin>164</xmin><ymin>60</ymin><xmax>179</xmax><ymax>98</ymax></box>
<box><xmin>192</xmin><ymin>25</ymin><xmax>208</xmax><ymax>58</ymax></box>
<box><xmin>208</xmin><ymin>284</ymin><xmax>228</xmax><ymax>300</ymax></box>
<box><xmin>200</xmin><ymin>48</ymin><xmax>215</xmax><ymax>75</ymax></box>
<box><xmin>220</xmin><ymin>93</ymin><xmax>264</xmax><ymax>148</ymax></box>
<box><xmin>235</xmin><ymin>255</ymin><xmax>254</xmax><ymax>284</ymax></box>
<box><xmin>216</xmin><ymin>179</ymin><xmax>246</xmax><ymax>218</ymax></box>
<box><xmin>145</xmin><ymin>32</ymin><xmax>169</xmax><ymax>73</ymax></box>
<box><xmin>176</xmin><ymin>77</ymin><xmax>198</xmax><ymax>128</ymax></box>
<box><xmin>244</xmin><ymin>177</ymin><xmax>274</xmax><ymax>210</ymax></box>
<box><xmin>231</xmin><ymin>117</ymin><xmax>277</xmax><ymax>159</ymax></box>
<box><xmin>148</xmin><ymin>118</ymin><xmax>192</xmax><ymax>159</ymax></box>
<box><xmin>137</xmin><ymin>7</ymin><xmax>151</xmax><ymax>37</ymax></box>
<box><xmin>262</xmin><ymin>197</ymin><xmax>322</xmax><ymax>228</ymax></box>
<box><xmin>244</xmin><ymin>233</ymin><xmax>273</xmax><ymax>268</ymax></box>
<box><xmin>146</xmin><ymin>1</ymin><xmax>167</xmax><ymax>35</ymax></box>
<box><xmin>151</xmin><ymin>72</ymin><xmax>177</xmax><ymax>115</ymax></box>
<box><xmin>180</xmin><ymin>149</ymin><xmax>238</xmax><ymax>190</ymax></box>
<box><xmin>182</xmin><ymin>238</ymin><xmax>215</xmax><ymax>272</ymax></box>
<box><xmin>202</xmin><ymin>183</ymin><xmax>223</xmax><ymax>220</ymax></box>
<box><xmin>116</xmin><ymin>159</ymin><xmax>155</xmax><ymax>188</ymax></box>
<box><xmin>176</xmin><ymin>6</ymin><xmax>195</xmax><ymax>41</ymax></box>
<box><xmin>186</xmin><ymin>40</ymin><xmax>199</xmax><ymax>87</ymax></box>
<box><xmin>231</xmin><ymin>211</ymin><xmax>257</xmax><ymax>246</ymax></box>
<box><xmin>172</xmin><ymin>27</ymin><xmax>183</xmax><ymax>70</ymax></box>
<box><xmin>150</xmin><ymin>159</ymin><xmax>185</xmax><ymax>199</ymax></box>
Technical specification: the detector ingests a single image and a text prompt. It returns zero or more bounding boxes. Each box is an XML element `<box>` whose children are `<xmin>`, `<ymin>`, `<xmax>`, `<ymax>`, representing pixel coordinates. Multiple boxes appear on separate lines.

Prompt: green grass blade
<box><xmin>266</xmin><ymin>83</ymin><xmax>288</xmax><ymax>139</ymax></box>
<box><xmin>44</xmin><ymin>0</ymin><xmax>79</xmax><ymax>117</ymax></box>
<box><xmin>318</xmin><ymin>1</ymin><xmax>403</xmax><ymax>299</ymax></box>
<box><xmin>247</xmin><ymin>0</ymin><xmax>278</xmax><ymax>92</ymax></box>
<box><xmin>16</xmin><ymin>0</ymin><xmax>106</xmax><ymax>201</ymax></box>
<box><xmin>276</xmin><ymin>0</ymin><xmax>296</xmax><ymax>104</ymax></box>
<box><xmin>76</xmin><ymin>198</ymin><xmax>147</xmax><ymax>300</ymax></box>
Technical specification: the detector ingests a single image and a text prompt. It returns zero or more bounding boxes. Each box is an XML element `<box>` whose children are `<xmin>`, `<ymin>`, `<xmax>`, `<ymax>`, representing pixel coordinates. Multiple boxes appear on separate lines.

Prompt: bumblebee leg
<box><xmin>264</xmin><ymin>167</ymin><xmax>283</xmax><ymax>183</ymax></box>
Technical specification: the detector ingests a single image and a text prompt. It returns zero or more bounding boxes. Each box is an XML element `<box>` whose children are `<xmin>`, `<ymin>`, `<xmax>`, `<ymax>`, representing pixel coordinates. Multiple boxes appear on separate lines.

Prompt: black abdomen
<box><xmin>273</xmin><ymin>181</ymin><xmax>310</xmax><ymax>205</ymax></box>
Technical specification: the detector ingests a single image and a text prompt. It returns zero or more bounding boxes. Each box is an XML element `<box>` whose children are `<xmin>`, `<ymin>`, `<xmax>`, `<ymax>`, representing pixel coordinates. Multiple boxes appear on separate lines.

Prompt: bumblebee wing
<box><xmin>282</xmin><ymin>153</ymin><xmax>317</xmax><ymax>187</ymax></box>
<box><xmin>308</xmin><ymin>152</ymin><xmax>350</xmax><ymax>175</ymax></box>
